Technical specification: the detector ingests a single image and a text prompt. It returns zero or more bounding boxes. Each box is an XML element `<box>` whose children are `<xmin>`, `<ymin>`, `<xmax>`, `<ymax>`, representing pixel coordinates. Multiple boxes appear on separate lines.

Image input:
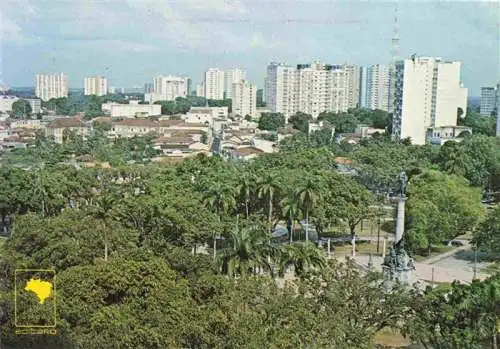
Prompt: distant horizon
<box><xmin>4</xmin><ymin>86</ymin><xmax>484</xmax><ymax>101</ymax></box>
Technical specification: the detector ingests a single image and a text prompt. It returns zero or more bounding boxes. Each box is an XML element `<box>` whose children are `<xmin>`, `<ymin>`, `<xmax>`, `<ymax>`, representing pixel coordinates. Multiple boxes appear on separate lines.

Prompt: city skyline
<box><xmin>1</xmin><ymin>1</ymin><xmax>498</xmax><ymax>94</ymax></box>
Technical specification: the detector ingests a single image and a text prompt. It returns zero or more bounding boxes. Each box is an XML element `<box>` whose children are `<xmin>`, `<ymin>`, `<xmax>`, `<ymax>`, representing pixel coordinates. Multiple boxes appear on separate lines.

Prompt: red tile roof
<box><xmin>46</xmin><ymin>118</ymin><xmax>88</xmax><ymax>128</ymax></box>
<box><xmin>233</xmin><ymin>147</ymin><xmax>264</xmax><ymax>157</ymax></box>
<box><xmin>335</xmin><ymin>157</ymin><xmax>353</xmax><ymax>165</ymax></box>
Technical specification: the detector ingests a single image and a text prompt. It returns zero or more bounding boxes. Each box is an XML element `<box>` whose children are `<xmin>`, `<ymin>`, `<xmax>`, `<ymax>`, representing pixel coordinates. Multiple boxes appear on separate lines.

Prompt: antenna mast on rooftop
<box><xmin>389</xmin><ymin>4</ymin><xmax>400</xmax><ymax>114</ymax></box>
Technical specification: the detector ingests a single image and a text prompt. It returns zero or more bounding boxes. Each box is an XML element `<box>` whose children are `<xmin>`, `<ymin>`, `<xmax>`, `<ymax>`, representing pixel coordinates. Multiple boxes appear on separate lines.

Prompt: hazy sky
<box><xmin>1</xmin><ymin>0</ymin><xmax>498</xmax><ymax>95</ymax></box>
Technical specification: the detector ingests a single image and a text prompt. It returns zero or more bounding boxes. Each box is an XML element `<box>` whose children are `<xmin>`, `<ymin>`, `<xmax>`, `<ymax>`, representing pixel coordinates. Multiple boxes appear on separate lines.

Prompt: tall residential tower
<box><xmin>35</xmin><ymin>73</ymin><xmax>68</xmax><ymax>101</ymax></box>
<box><xmin>392</xmin><ymin>56</ymin><xmax>467</xmax><ymax>145</ymax></box>
<box><xmin>366</xmin><ymin>64</ymin><xmax>390</xmax><ymax>111</ymax></box>
<box><xmin>84</xmin><ymin>76</ymin><xmax>108</xmax><ymax>96</ymax></box>
<box><xmin>224</xmin><ymin>68</ymin><xmax>247</xmax><ymax>99</ymax></box>
<box><xmin>480</xmin><ymin>86</ymin><xmax>497</xmax><ymax>116</ymax></box>
<box><xmin>264</xmin><ymin>62</ymin><xmax>361</xmax><ymax>119</ymax></box>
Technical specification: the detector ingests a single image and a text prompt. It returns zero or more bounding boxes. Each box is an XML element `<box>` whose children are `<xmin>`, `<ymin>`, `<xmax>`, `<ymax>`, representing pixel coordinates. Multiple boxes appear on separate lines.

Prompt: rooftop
<box><xmin>334</xmin><ymin>157</ymin><xmax>354</xmax><ymax>165</ymax></box>
<box><xmin>233</xmin><ymin>147</ymin><xmax>264</xmax><ymax>157</ymax></box>
<box><xmin>46</xmin><ymin>118</ymin><xmax>88</xmax><ymax>129</ymax></box>
<box><xmin>112</xmin><ymin>119</ymin><xmax>184</xmax><ymax>127</ymax></box>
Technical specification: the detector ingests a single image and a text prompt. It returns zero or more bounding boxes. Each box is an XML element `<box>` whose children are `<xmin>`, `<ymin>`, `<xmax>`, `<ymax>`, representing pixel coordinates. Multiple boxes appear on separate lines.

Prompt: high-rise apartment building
<box><xmin>224</xmin><ymin>68</ymin><xmax>247</xmax><ymax>99</ymax></box>
<box><xmin>366</xmin><ymin>64</ymin><xmax>390</xmax><ymax>111</ymax></box>
<box><xmin>203</xmin><ymin>68</ymin><xmax>225</xmax><ymax>100</ymax></box>
<box><xmin>480</xmin><ymin>86</ymin><xmax>497</xmax><ymax>116</ymax></box>
<box><xmin>231</xmin><ymin>80</ymin><xmax>257</xmax><ymax>117</ymax></box>
<box><xmin>35</xmin><ymin>73</ymin><xmax>68</xmax><ymax>101</ymax></box>
<box><xmin>265</xmin><ymin>62</ymin><xmax>361</xmax><ymax>118</ymax></box>
<box><xmin>392</xmin><ymin>57</ymin><xmax>467</xmax><ymax>145</ymax></box>
<box><xmin>84</xmin><ymin>76</ymin><xmax>108</xmax><ymax>96</ymax></box>
<box><xmin>26</xmin><ymin>98</ymin><xmax>41</xmax><ymax>114</ymax></box>
<box><xmin>344</xmin><ymin>64</ymin><xmax>361</xmax><ymax>110</ymax></box>
<box><xmin>359</xmin><ymin>67</ymin><xmax>368</xmax><ymax>108</ymax></box>
<box><xmin>496</xmin><ymin>83</ymin><xmax>500</xmax><ymax>137</ymax></box>
<box><xmin>265</xmin><ymin>62</ymin><xmax>297</xmax><ymax>118</ymax></box>
<box><xmin>144</xmin><ymin>83</ymin><xmax>154</xmax><ymax>94</ymax></box>
<box><xmin>144</xmin><ymin>76</ymin><xmax>188</xmax><ymax>103</ymax></box>
<box><xmin>195</xmin><ymin>83</ymin><xmax>204</xmax><ymax>98</ymax></box>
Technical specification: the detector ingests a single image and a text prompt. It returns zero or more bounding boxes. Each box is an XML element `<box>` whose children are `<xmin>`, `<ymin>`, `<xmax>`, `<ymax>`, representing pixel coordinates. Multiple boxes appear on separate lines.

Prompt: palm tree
<box><xmin>280</xmin><ymin>191</ymin><xmax>301</xmax><ymax>244</ymax></box>
<box><xmin>33</xmin><ymin>168</ymin><xmax>48</xmax><ymax>217</ymax></box>
<box><xmin>218</xmin><ymin>227</ymin><xmax>276</xmax><ymax>278</ymax></box>
<box><xmin>93</xmin><ymin>194</ymin><xmax>116</xmax><ymax>262</ymax></box>
<box><xmin>278</xmin><ymin>242</ymin><xmax>326</xmax><ymax>277</ymax></box>
<box><xmin>257</xmin><ymin>172</ymin><xmax>281</xmax><ymax>234</ymax></box>
<box><xmin>237</xmin><ymin>173</ymin><xmax>255</xmax><ymax>219</ymax></box>
<box><xmin>298</xmin><ymin>179</ymin><xmax>321</xmax><ymax>242</ymax></box>
<box><xmin>202</xmin><ymin>181</ymin><xmax>237</xmax><ymax>220</ymax></box>
<box><xmin>202</xmin><ymin>180</ymin><xmax>237</xmax><ymax>259</ymax></box>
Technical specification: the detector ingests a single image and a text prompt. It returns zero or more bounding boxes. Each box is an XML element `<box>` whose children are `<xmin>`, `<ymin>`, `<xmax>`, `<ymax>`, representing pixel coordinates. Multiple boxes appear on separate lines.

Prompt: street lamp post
<box><xmin>213</xmin><ymin>234</ymin><xmax>217</xmax><ymax>261</ymax></box>
<box><xmin>473</xmin><ymin>246</ymin><xmax>477</xmax><ymax>280</ymax></box>
<box><xmin>377</xmin><ymin>218</ymin><xmax>381</xmax><ymax>253</ymax></box>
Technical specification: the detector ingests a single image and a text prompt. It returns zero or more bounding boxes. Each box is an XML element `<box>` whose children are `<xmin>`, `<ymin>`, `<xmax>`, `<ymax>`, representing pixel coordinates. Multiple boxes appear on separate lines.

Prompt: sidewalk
<box><xmin>419</xmin><ymin>245</ymin><xmax>469</xmax><ymax>265</ymax></box>
<box><xmin>349</xmin><ymin>253</ymin><xmax>488</xmax><ymax>284</ymax></box>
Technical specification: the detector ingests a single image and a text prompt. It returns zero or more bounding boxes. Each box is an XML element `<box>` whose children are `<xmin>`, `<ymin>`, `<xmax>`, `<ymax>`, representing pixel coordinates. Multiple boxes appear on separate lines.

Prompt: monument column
<box><xmin>395</xmin><ymin>197</ymin><xmax>406</xmax><ymax>245</ymax></box>
<box><xmin>382</xmin><ymin>171</ymin><xmax>414</xmax><ymax>285</ymax></box>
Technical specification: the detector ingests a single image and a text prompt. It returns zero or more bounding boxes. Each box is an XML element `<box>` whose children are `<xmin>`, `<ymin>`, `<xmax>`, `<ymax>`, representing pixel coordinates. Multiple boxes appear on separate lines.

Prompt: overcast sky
<box><xmin>1</xmin><ymin>0</ymin><xmax>498</xmax><ymax>95</ymax></box>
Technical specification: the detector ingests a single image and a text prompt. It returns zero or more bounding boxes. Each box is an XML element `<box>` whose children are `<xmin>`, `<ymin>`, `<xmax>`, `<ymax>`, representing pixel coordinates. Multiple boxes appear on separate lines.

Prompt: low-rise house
<box><xmin>277</xmin><ymin>126</ymin><xmax>300</xmax><ymax>141</ymax></box>
<box><xmin>0</xmin><ymin>96</ymin><xmax>19</xmax><ymax>113</ymax></box>
<box><xmin>9</xmin><ymin>119</ymin><xmax>41</xmax><ymax>129</ymax></box>
<box><xmin>45</xmin><ymin>118</ymin><xmax>91</xmax><ymax>144</ymax></box>
<box><xmin>426</xmin><ymin>126</ymin><xmax>472</xmax><ymax>145</ymax></box>
<box><xmin>309</xmin><ymin>121</ymin><xmax>335</xmax><ymax>137</ymax></box>
<box><xmin>251</xmin><ymin>138</ymin><xmax>276</xmax><ymax>153</ymax></box>
<box><xmin>102</xmin><ymin>100</ymin><xmax>161</xmax><ymax>118</ymax></box>
<box><xmin>336</xmin><ymin>133</ymin><xmax>361</xmax><ymax>145</ymax></box>
<box><xmin>189</xmin><ymin>106</ymin><xmax>228</xmax><ymax>119</ymax></box>
<box><xmin>334</xmin><ymin>157</ymin><xmax>356</xmax><ymax>175</ymax></box>
<box><xmin>2</xmin><ymin>136</ymin><xmax>28</xmax><ymax>149</ymax></box>
<box><xmin>109</xmin><ymin>119</ymin><xmax>183</xmax><ymax>138</ymax></box>
<box><xmin>231</xmin><ymin>146</ymin><xmax>264</xmax><ymax>161</ymax></box>
<box><xmin>354</xmin><ymin>125</ymin><xmax>385</xmax><ymax>138</ymax></box>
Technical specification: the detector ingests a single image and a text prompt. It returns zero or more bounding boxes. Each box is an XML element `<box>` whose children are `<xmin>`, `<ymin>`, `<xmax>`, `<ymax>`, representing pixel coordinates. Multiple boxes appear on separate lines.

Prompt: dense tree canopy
<box><xmin>0</xmin><ymin>107</ymin><xmax>498</xmax><ymax>348</ymax></box>
<box><xmin>459</xmin><ymin>109</ymin><xmax>497</xmax><ymax>137</ymax></box>
<box><xmin>405</xmin><ymin>170</ymin><xmax>485</xmax><ymax>254</ymax></box>
<box><xmin>258</xmin><ymin>112</ymin><xmax>286</xmax><ymax>131</ymax></box>
<box><xmin>288</xmin><ymin>112</ymin><xmax>313</xmax><ymax>133</ymax></box>
<box><xmin>10</xmin><ymin>99</ymin><xmax>32</xmax><ymax>118</ymax></box>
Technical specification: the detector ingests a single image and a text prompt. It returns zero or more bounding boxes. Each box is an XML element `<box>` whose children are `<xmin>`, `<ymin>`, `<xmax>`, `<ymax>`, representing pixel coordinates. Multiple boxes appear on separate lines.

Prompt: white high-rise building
<box><xmin>35</xmin><ymin>73</ymin><xmax>68</xmax><ymax>101</ymax></box>
<box><xmin>496</xmin><ymin>83</ymin><xmax>500</xmax><ymax>137</ymax></box>
<box><xmin>203</xmin><ymin>68</ymin><xmax>225</xmax><ymax>100</ymax></box>
<box><xmin>392</xmin><ymin>57</ymin><xmax>468</xmax><ymax>145</ymax></box>
<box><xmin>26</xmin><ymin>98</ymin><xmax>41</xmax><ymax>114</ymax></box>
<box><xmin>84</xmin><ymin>76</ymin><xmax>108</xmax><ymax>96</ymax></box>
<box><xmin>359</xmin><ymin>66</ymin><xmax>368</xmax><ymax>108</ymax></box>
<box><xmin>344</xmin><ymin>64</ymin><xmax>361</xmax><ymax>110</ymax></box>
<box><xmin>265</xmin><ymin>62</ymin><xmax>297</xmax><ymax>118</ymax></box>
<box><xmin>366</xmin><ymin>64</ymin><xmax>390</xmax><ymax>111</ymax></box>
<box><xmin>296</xmin><ymin>63</ymin><xmax>339</xmax><ymax>116</ymax></box>
<box><xmin>195</xmin><ymin>83</ymin><xmax>205</xmax><ymax>98</ymax></box>
<box><xmin>144</xmin><ymin>75</ymin><xmax>188</xmax><ymax>103</ymax></box>
<box><xmin>231</xmin><ymin>80</ymin><xmax>257</xmax><ymax>117</ymax></box>
<box><xmin>265</xmin><ymin>62</ymin><xmax>361</xmax><ymax>118</ymax></box>
<box><xmin>224</xmin><ymin>68</ymin><xmax>247</xmax><ymax>99</ymax></box>
<box><xmin>480</xmin><ymin>86</ymin><xmax>497</xmax><ymax>116</ymax></box>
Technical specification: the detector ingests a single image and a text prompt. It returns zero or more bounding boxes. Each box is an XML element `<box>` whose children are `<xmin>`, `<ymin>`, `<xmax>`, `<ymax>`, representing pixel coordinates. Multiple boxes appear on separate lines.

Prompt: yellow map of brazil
<box><xmin>24</xmin><ymin>278</ymin><xmax>53</xmax><ymax>304</ymax></box>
